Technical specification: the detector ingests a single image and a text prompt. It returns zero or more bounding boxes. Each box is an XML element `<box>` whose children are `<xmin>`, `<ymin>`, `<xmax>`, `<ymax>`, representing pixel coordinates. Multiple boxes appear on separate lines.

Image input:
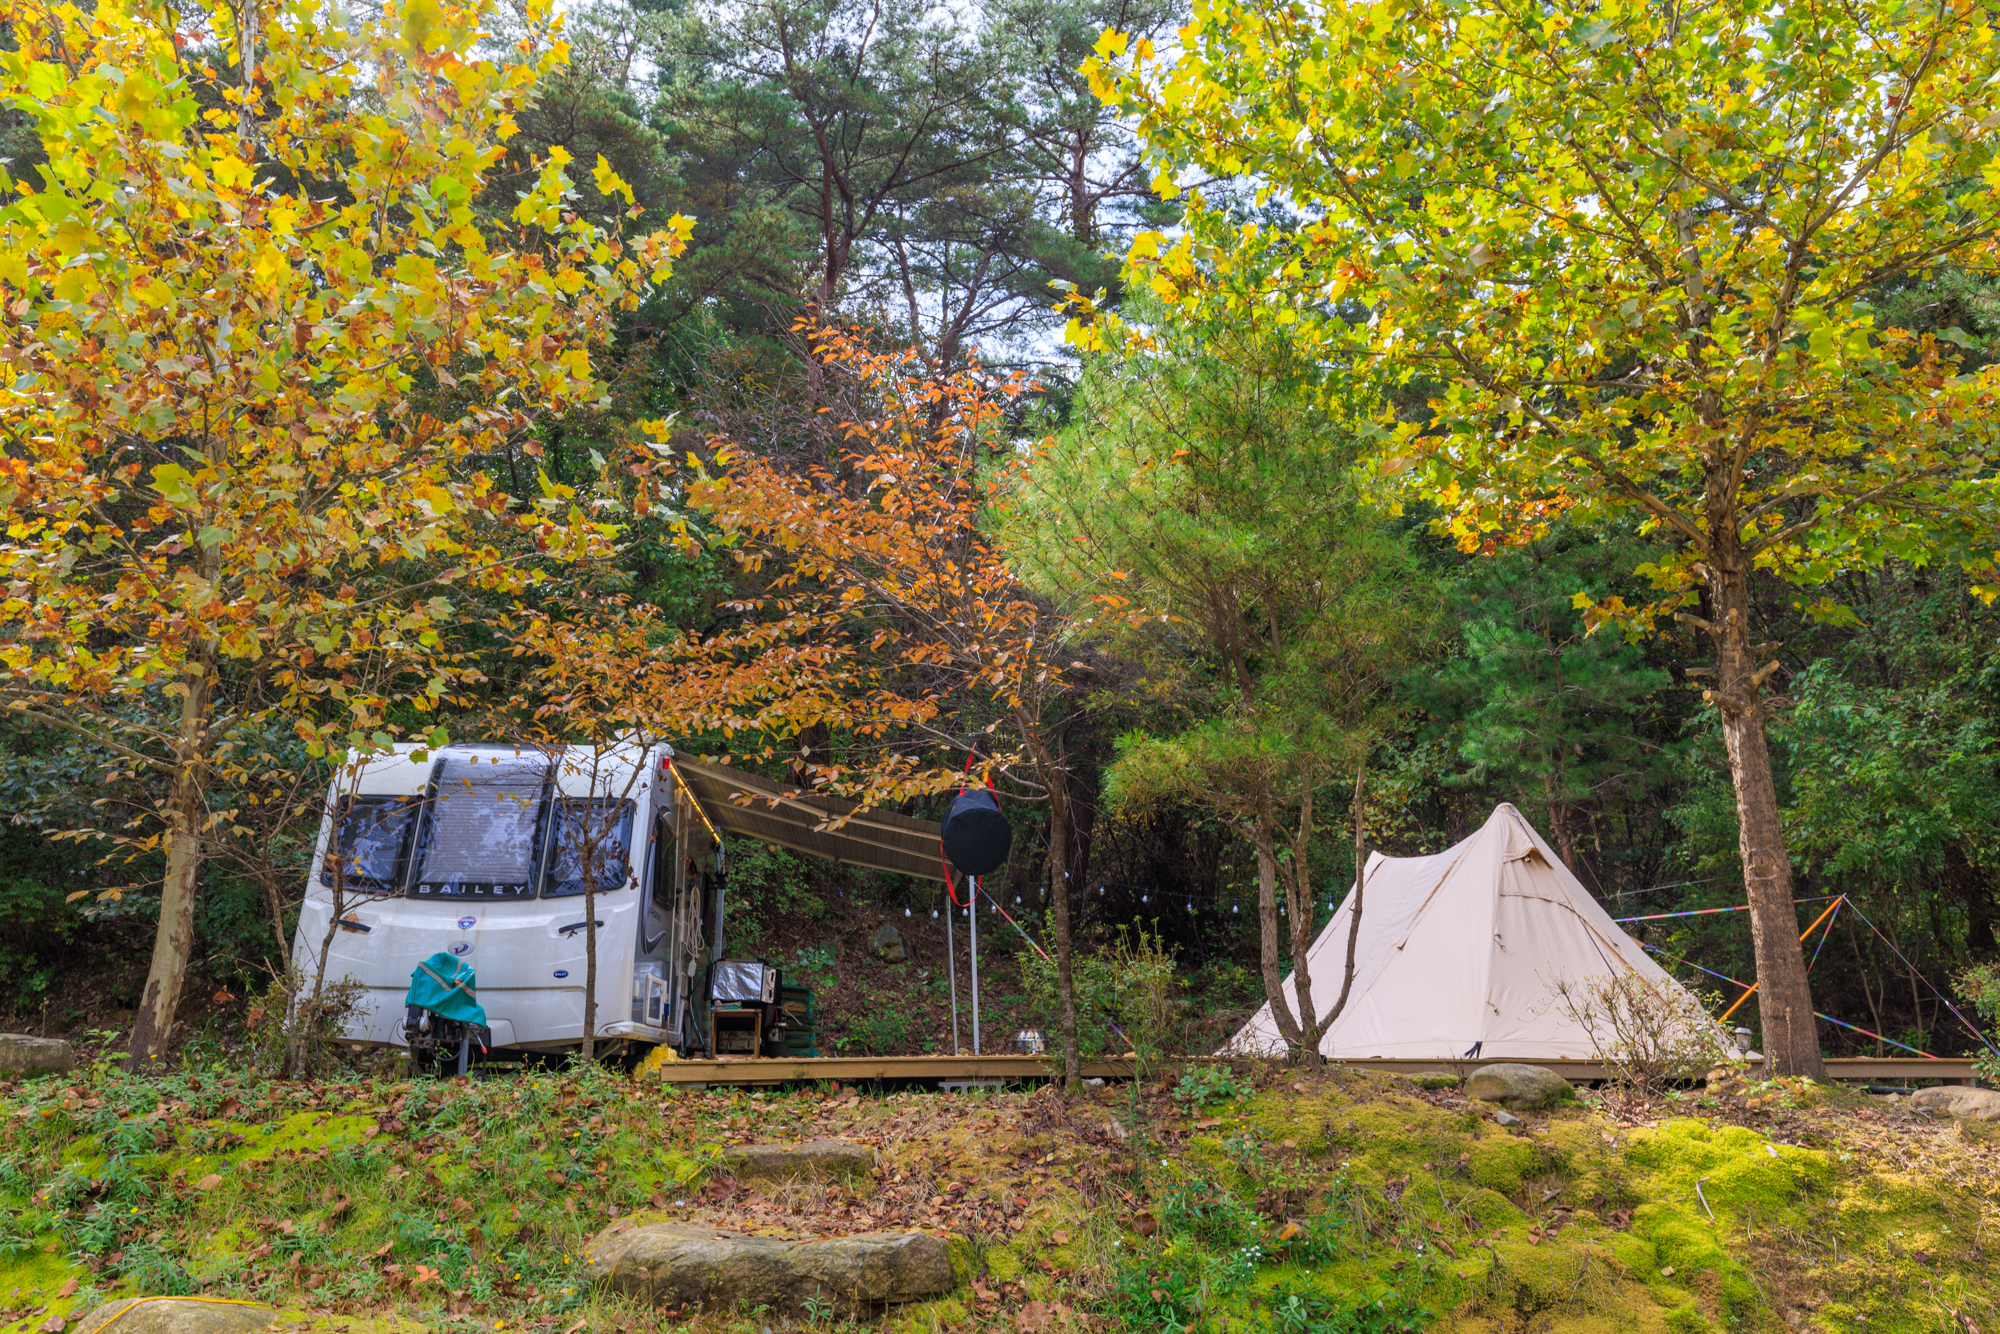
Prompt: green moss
<box><xmin>0</xmin><ymin>1234</ymin><xmax>91</xmax><ymax>1327</ymax></box>
<box><xmin>1467</xmin><ymin>1135</ymin><xmax>1542</xmax><ymax>1195</ymax></box>
<box><xmin>1462</xmin><ymin>1187</ymin><xmax>1529</xmax><ymax>1230</ymax></box>
<box><xmin>984</xmin><ymin>1245</ymin><xmax>1023</xmax><ymax>1281</ymax></box>
<box><xmin>1662</xmin><ymin>1301</ymin><xmax>1712</xmax><ymax>1333</ymax></box>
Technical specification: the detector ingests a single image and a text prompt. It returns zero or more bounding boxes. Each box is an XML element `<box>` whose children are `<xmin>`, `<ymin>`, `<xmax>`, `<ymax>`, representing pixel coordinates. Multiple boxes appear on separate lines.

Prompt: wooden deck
<box><xmin>640</xmin><ymin>1052</ymin><xmax>1978</xmax><ymax>1087</ymax></box>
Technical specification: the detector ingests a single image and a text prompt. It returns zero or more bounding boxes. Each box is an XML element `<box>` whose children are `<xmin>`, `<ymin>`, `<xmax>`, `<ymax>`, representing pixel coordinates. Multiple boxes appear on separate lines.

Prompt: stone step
<box><xmin>587</xmin><ymin>1223</ymin><xmax>954</xmax><ymax>1316</ymax></box>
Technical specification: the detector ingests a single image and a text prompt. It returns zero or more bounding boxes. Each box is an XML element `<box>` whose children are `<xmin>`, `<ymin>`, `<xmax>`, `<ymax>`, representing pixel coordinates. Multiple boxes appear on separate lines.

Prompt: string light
<box><xmin>904</xmin><ymin>906</ymin><xmax>911</xmax><ymax>917</ymax></box>
<box><xmin>1233</xmin><ymin>902</ymin><xmax>1240</xmax><ymax>914</ymax></box>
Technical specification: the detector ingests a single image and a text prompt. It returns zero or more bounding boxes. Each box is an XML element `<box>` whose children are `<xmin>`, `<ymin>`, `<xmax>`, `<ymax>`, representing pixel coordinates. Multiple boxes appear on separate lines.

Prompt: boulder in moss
<box><xmin>75</xmin><ymin>1298</ymin><xmax>277</xmax><ymax>1334</ymax></box>
<box><xmin>1911</xmin><ymin>1085</ymin><xmax>2000</xmax><ymax>1121</ymax></box>
<box><xmin>587</xmin><ymin>1223</ymin><xmax>953</xmax><ymax>1315</ymax></box>
<box><xmin>1465</xmin><ymin>1062</ymin><xmax>1573</xmax><ymax>1110</ymax></box>
<box><xmin>0</xmin><ymin>1034</ymin><xmax>75</xmax><ymax>1076</ymax></box>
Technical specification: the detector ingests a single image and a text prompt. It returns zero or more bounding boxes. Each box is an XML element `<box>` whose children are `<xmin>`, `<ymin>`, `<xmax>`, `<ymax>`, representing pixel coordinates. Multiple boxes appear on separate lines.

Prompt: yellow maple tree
<box><xmin>0</xmin><ymin>0</ymin><xmax>690</xmax><ymax>1065</ymax></box>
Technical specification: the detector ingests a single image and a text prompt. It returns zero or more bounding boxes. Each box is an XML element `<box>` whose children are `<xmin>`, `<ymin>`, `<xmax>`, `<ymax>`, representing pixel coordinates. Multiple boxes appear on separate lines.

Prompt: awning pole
<box><xmin>946</xmin><ymin>881</ymin><xmax>961</xmax><ymax>1056</ymax></box>
<box><xmin>970</xmin><ymin>875</ymin><xmax>981</xmax><ymax>1056</ymax></box>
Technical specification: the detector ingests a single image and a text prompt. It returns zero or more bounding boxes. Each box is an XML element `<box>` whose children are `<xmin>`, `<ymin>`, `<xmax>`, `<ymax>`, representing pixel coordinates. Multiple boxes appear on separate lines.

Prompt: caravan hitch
<box><xmin>403</xmin><ymin>1005</ymin><xmax>487</xmax><ymax>1077</ymax></box>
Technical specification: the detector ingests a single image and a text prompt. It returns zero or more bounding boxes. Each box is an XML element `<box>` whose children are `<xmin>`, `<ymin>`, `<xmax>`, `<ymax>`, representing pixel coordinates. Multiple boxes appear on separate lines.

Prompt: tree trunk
<box><xmin>127</xmin><ymin>653</ymin><xmax>216</xmax><ymax>1070</ymax></box>
<box><xmin>1049</xmin><ymin>776</ymin><xmax>1080</xmax><ymax>1092</ymax></box>
<box><xmin>1250</xmin><ymin>821</ymin><xmax>1307</xmax><ymax>1054</ymax></box>
<box><xmin>583</xmin><ymin>878</ymin><xmax>598</xmax><ymax>1062</ymax></box>
<box><xmin>1705</xmin><ymin>548</ymin><xmax>1823</xmax><ymax>1079</ymax></box>
<box><xmin>1278</xmin><ymin>793</ymin><xmax>1325</xmax><ymax>1066</ymax></box>
<box><xmin>1545</xmin><ymin>777</ymin><xmax>1577</xmax><ymax>875</ymax></box>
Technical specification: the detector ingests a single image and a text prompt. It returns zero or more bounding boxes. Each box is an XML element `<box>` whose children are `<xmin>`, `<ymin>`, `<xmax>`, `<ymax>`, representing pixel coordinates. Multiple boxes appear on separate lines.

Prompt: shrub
<box><xmin>1110</xmin><ymin>1252</ymin><xmax>1212</xmax><ymax>1334</ymax></box>
<box><xmin>1173</xmin><ymin>1064</ymin><xmax>1249</xmax><ymax>1112</ymax></box>
<box><xmin>1957</xmin><ymin>963</ymin><xmax>2000</xmax><ymax>1084</ymax></box>
<box><xmin>1261</xmin><ymin>1277</ymin><xmax>1430</xmax><ymax>1334</ymax></box>
<box><xmin>1022</xmin><ymin>923</ymin><xmax>1177</xmax><ymax>1061</ymax></box>
<box><xmin>1157</xmin><ymin>1176</ymin><xmax>1263</xmax><ymax>1251</ymax></box>
<box><xmin>723</xmin><ymin>842</ymin><xmax>824</xmax><ymax>953</ymax></box>
<box><xmin>839</xmin><ymin>1010</ymin><xmax>911</xmax><ymax>1055</ymax></box>
<box><xmin>244</xmin><ymin>971</ymin><xmax>368</xmax><ymax>1080</ymax></box>
<box><xmin>1546</xmin><ymin>971</ymin><xmax>1742</xmax><ymax>1092</ymax></box>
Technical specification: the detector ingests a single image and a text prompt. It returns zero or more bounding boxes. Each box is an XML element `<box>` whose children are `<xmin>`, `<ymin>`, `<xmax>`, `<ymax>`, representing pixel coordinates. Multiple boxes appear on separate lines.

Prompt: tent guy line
<box><xmin>1638</xmin><ymin>940</ymin><xmax>1938</xmax><ymax>1061</ymax></box>
<box><xmin>1612</xmin><ymin>896</ymin><xmax>1840</xmax><ymax>924</ymax></box>
<box><xmin>1843</xmin><ymin>899</ymin><xmax>1999</xmax><ymax>1058</ymax></box>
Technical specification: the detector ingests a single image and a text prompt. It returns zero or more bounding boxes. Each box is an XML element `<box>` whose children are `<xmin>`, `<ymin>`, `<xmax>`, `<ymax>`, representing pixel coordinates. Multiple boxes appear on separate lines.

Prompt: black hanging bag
<box><xmin>942</xmin><ymin>788</ymin><xmax>1012</xmax><ymax>876</ymax></box>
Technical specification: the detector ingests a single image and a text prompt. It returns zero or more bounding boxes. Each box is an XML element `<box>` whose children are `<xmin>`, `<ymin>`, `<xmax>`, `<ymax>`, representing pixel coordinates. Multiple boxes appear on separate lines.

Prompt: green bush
<box><xmin>723</xmin><ymin>842</ymin><xmax>824</xmax><ymax>953</ymax></box>
<box><xmin>1156</xmin><ymin>1176</ymin><xmax>1263</xmax><ymax>1251</ymax></box>
<box><xmin>839</xmin><ymin>1010</ymin><xmax>911</xmax><ymax>1055</ymax></box>
<box><xmin>1262</xmin><ymin>1278</ymin><xmax>1430</xmax><ymax>1334</ymax></box>
<box><xmin>1022</xmin><ymin>923</ymin><xmax>1176</xmax><ymax>1061</ymax></box>
<box><xmin>1110</xmin><ymin>1252</ymin><xmax>1213</xmax><ymax>1334</ymax></box>
<box><xmin>1959</xmin><ymin>963</ymin><xmax>2000</xmax><ymax>1084</ymax></box>
<box><xmin>1173</xmin><ymin>1065</ymin><xmax>1249</xmax><ymax>1111</ymax></box>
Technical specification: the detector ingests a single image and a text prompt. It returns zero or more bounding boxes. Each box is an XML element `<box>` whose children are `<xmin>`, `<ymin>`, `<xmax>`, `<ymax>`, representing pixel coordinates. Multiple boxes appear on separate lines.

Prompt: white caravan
<box><xmin>292</xmin><ymin>741</ymin><xmax>945</xmax><ymax>1058</ymax></box>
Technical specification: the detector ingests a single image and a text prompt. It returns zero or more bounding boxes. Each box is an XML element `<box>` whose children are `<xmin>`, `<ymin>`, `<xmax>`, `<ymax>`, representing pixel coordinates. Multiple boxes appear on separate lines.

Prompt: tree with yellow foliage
<box><xmin>0</xmin><ymin>0</ymin><xmax>690</xmax><ymax>1067</ymax></box>
<box><xmin>1087</xmin><ymin>0</ymin><xmax>2000</xmax><ymax>1077</ymax></box>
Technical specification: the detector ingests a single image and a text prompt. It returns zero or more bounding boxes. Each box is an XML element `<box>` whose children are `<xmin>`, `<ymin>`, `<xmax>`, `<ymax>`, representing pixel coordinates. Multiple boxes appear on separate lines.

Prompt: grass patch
<box><xmin>1</xmin><ymin>1062</ymin><xmax>1994</xmax><ymax>1332</ymax></box>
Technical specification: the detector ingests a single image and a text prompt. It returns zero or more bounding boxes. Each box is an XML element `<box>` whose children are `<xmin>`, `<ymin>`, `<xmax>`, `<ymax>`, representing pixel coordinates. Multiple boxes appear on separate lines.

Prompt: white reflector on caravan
<box><xmin>1226</xmin><ymin>803</ymin><xmax>1709</xmax><ymax>1060</ymax></box>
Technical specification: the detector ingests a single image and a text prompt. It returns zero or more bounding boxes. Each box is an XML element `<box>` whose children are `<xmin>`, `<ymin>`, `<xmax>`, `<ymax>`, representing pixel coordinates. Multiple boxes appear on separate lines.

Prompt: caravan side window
<box><xmin>321</xmin><ymin>796</ymin><xmax>419</xmax><ymax>892</ymax></box>
<box><xmin>543</xmin><ymin>799</ymin><xmax>636</xmax><ymax>898</ymax></box>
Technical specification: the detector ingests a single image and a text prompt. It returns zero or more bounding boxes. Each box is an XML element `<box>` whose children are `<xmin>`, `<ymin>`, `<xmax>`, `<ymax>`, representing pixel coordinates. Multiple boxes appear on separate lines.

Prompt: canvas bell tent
<box><xmin>1226</xmin><ymin>804</ymin><xmax>1710</xmax><ymax>1060</ymax></box>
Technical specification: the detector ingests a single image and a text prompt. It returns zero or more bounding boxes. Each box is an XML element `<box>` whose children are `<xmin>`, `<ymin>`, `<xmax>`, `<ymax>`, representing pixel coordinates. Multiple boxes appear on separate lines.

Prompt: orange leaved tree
<box><xmin>679</xmin><ymin>328</ymin><xmax>1092</xmax><ymax>1087</ymax></box>
<box><xmin>0</xmin><ymin>0</ymin><xmax>690</xmax><ymax>1067</ymax></box>
<box><xmin>498</xmin><ymin>596</ymin><xmax>869</xmax><ymax>1060</ymax></box>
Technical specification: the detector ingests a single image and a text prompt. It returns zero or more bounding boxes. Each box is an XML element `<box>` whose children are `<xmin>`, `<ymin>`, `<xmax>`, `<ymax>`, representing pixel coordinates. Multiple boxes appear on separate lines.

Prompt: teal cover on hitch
<box><xmin>406</xmin><ymin>952</ymin><xmax>488</xmax><ymax>1027</ymax></box>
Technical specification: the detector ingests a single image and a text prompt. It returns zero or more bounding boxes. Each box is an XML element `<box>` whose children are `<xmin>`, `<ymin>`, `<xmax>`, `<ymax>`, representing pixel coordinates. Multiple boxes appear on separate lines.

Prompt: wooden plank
<box><xmin>648</xmin><ymin>1054</ymin><xmax>1083</xmax><ymax>1085</ymax></box>
<box><xmin>1822</xmin><ymin>1056</ymin><xmax>1977</xmax><ymax>1082</ymax></box>
<box><xmin>639</xmin><ymin>1051</ymin><xmax>1980</xmax><ymax>1087</ymax></box>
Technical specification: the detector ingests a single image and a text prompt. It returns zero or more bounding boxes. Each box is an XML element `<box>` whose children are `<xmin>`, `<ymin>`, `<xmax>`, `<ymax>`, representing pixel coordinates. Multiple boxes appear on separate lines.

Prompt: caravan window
<box><xmin>543</xmin><ymin>799</ymin><xmax>636</xmax><ymax>898</ymax></box>
<box><xmin>409</xmin><ymin>754</ymin><xmax>550</xmax><ymax>900</ymax></box>
<box><xmin>320</xmin><ymin>796</ymin><xmax>419</xmax><ymax>893</ymax></box>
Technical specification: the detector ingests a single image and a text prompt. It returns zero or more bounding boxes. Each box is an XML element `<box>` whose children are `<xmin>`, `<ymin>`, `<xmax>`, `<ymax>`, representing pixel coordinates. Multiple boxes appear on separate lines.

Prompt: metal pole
<box><xmin>946</xmin><ymin>883</ymin><xmax>961</xmax><ymax>1056</ymax></box>
<box><xmin>970</xmin><ymin>875</ymin><xmax>981</xmax><ymax>1055</ymax></box>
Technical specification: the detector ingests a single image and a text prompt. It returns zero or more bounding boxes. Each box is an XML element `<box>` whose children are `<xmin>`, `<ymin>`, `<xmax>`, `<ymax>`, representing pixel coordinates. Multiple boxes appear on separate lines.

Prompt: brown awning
<box><xmin>670</xmin><ymin>759</ymin><xmax>945</xmax><ymax>882</ymax></box>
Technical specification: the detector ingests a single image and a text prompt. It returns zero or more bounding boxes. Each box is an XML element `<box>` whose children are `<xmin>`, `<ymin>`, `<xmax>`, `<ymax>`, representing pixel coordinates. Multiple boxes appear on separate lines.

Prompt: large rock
<box><xmin>723</xmin><ymin>1138</ymin><xmax>878</xmax><ymax>1185</ymax></box>
<box><xmin>0</xmin><ymin>1034</ymin><xmax>75</xmax><ymax>1076</ymax></box>
<box><xmin>76</xmin><ymin>1298</ymin><xmax>277</xmax><ymax>1334</ymax></box>
<box><xmin>1465</xmin><ymin>1063</ymin><xmax>1574</xmax><ymax>1111</ymax></box>
<box><xmin>868</xmin><ymin>925</ymin><xmax>907</xmax><ymax>964</ymax></box>
<box><xmin>1911</xmin><ymin>1086</ymin><xmax>2000</xmax><ymax>1121</ymax></box>
<box><xmin>588</xmin><ymin>1223</ymin><xmax>953</xmax><ymax>1315</ymax></box>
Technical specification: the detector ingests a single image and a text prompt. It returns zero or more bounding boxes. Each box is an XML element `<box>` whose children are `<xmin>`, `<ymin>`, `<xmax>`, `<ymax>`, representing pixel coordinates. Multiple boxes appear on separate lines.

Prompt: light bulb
<box><xmin>931</xmin><ymin>908</ymin><xmax>939</xmax><ymax>918</ymax></box>
<box><xmin>1233</xmin><ymin>902</ymin><xmax>1239</xmax><ymax>914</ymax></box>
<box><xmin>1141</xmin><ymin>893</ymin><xmax>1149</xmax><ymax>903</ymax></box>
<box><xmin>904</xmin><ymin>906</ymin><xmax>911</xmax><ymax>917</ymax></box>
